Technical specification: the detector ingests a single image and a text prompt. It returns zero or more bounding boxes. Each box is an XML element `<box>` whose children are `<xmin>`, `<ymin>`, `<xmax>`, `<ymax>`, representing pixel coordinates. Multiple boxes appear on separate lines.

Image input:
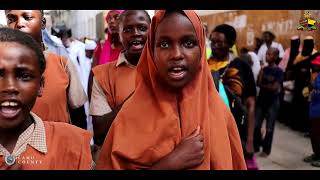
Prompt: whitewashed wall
<box><xmin>195</xmin><ymin>10</ymin><xmax>238</xmax><ymax>16</ymax></box>
<box><xmin>52</xmin><ymin>10</ymin><xmax>155</xmax><ymax>40</ymax></box>
<box><xmin>68</xmin><ymin>10</ymin><xmax>155</xmax><ymax>40</ymax></box>
<box><xmin>0</xmin><ymin>10</ymin><xmax>7</xmax><ymax>26</ymax></box>
<box><xmin>0</xmin><ymin>10</ymin><xmax>230</xmax><ymax>27</ymax></box>
<box><xmin>66</xmin><ymin>10</ymin><xmax>104</xmax><ymax>39</ymax></box>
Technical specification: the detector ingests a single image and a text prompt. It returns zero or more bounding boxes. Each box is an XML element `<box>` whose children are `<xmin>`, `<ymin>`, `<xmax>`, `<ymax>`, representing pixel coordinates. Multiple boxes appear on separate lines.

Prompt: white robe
<box><xmin>66</xmin><ymin>41</ymin><xmax>93</xmax><ymax>144</ymax></box>
<box><xmin>257</xmin><ymin>41</ymin><xmax>284</xmax><ymax>65</ymax></box>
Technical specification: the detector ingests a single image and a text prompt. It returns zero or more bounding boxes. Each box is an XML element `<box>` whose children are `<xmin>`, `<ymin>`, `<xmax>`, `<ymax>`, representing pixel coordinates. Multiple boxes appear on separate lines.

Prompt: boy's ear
<box><xmin>37</xmin><ymin>76</ymin><xmax>45</xmax><ymax>97</ymax></box>
<box><xmin>41</xmin><ymin>17</ymin><xmax>46</xmax><ymax>30</ymax></box>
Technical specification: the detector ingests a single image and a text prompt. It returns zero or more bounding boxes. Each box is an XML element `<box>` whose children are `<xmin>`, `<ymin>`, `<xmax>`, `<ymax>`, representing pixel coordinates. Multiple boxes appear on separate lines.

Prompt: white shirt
<box><xmin>83</xmin><ymin>57</ymin><xmax>93</xmax><ymax>138</ymax></box>
<box><xmin>66</xmin><ymin>40</ymin><xmax>93</xmax><ymax>141</ymax></box>
<box><xmin>257</xmin><ymin>41</ymin><xmax>284</xmax><ymax>65</ymax></box>
<box><xmin>50</xmin><ymin>35</ymin><xmax>63</xmax><ymax>46</ymax></box>
<box><xmin>248</xmin><ymin>51</ymin><xmax>261</xmax><ymax>83</ymax></box>
<box><xmin>89</xmin><ymin>53</ymin><xmax>132</xmax><ymax>116</ymax></box>
<box><xmin>66</xmin><ymin>40</ymin><xmax>87</xmax><ymax>89</ymax></box>
<box><xmin>83</xmin><ymin>56</ymin><xmax>92</xmax><ymax>94</ymax></box>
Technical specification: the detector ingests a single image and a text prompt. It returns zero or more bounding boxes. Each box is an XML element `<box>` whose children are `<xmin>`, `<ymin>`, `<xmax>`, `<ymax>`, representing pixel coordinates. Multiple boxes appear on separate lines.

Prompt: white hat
<box><xmin>85</xmin><ymin>40</ymin><xmax>97</xmax><ymax>50</ymax></box>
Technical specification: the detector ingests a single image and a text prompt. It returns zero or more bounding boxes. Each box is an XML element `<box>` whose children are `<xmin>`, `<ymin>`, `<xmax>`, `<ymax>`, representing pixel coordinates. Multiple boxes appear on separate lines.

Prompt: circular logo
<box><xmin>5</xmin><ymin>155</ymin><xmax>16</xmax><ymax>166</ymax></box>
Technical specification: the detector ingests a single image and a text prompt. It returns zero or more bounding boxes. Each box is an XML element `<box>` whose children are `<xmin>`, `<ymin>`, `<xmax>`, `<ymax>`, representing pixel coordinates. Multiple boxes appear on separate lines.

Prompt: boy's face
<box><xmin>154</xmin><ymin>12</ymin><xmax>201</xmax><ymax>90</ymax></box>
<box><xmin>119</xmin><ymin>11</ymin><xmax>150</xmax><ymax>60</ymax></box>
<box><xmin>85</xmin><ymin>50</ymin><xmax>94</xmax><ymax>59</ymax></box>
<box><xmin>263</xmin><ymin>33</ymin><xmax>272</xmax><ymax>43</ymax></box>
<box><xmin>266</xmin><ymin>49</ymin><xmax>277</xmax><ymax>64</ymax></box>
<box><xmin>5</xmin><ymin>10</ymin><xmax>45</xmax><ymax>41</ymax></box>
<box><xmin>0</xmin><ymin>42</ymin><xmax>43</xmax><ymax>129</ymax></box>
<box><xmin>106</xmin><ymin>11</ymin><xmax>121</xmax><ymax>34</ymax></box>
<box><xmin>210</xmin><ymin>32</ymin><xmax>230</xmax><ymax>60</ymax></box>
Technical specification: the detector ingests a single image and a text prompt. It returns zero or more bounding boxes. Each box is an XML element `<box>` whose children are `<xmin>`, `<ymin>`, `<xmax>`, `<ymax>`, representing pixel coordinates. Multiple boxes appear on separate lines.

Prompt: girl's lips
<box><xmin>168</xmin><ymin>70</ymin><xmax>187</xmax><ymax>81</ymax></box>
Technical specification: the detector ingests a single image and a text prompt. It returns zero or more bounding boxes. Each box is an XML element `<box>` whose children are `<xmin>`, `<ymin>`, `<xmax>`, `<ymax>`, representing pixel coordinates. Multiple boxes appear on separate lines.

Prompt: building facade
<box><xmin>50</xmin><ymin>10</ymin><xmax>155</xmax><ymax>40</ymax></box>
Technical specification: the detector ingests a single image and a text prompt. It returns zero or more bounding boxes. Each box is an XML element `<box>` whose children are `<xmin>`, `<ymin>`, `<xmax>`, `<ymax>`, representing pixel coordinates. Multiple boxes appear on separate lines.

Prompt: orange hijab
<box><xmin>97</xmin><ymin>10</ymin><xmax>246</xmax><ymax>170</ymax></box>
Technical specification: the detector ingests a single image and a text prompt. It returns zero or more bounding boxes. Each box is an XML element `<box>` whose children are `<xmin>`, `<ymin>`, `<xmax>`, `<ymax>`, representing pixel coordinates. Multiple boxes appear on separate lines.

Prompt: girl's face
<box><xmin>6</xmin><ymin>10</ymin><xmax>44</xmax><ymax>41</ymax></box>
<box><xmin>153</xmin><ymin>12</ymin><xmax>201</xmax><ymax>90</ymax></box>
<box><xmin>0</xmin><ymin>42</ymin><xmax>43</xmax><ymax>130</ymax></box>
<box><xmin>107</xmin><ymin>11</ymin><xmax>121</xmax><ymax>34</ymax></box>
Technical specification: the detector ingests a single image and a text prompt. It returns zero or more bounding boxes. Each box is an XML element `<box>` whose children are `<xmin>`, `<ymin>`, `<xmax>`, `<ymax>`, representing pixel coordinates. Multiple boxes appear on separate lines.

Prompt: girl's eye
<box><xmin>184</xmin><ymin>40</ymin><xmax>195</xmax><ymax>48</ymax></box>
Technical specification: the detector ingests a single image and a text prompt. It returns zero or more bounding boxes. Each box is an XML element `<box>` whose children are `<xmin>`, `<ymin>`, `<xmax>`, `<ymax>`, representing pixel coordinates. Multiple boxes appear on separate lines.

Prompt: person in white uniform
<box><xmin>257</xmin><ymin>31</ymin><xmax>284</xmax><ymax>66</ymax></box>
<box><xmin>83</xmin><ymin>40</ymin><xmax>97</xmax><ymax>141</ymax></box>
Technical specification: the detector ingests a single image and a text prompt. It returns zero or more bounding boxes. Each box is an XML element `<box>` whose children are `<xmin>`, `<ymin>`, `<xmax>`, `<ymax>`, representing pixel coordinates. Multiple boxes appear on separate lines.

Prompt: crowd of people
<box><xmin>0</xmin><ymin>9</ymin><xmax>319</xmax><ymax>170</ymax></box>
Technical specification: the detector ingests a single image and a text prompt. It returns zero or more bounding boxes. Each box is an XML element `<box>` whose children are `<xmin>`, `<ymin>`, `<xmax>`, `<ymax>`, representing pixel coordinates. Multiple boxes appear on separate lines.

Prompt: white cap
<box><xmin>85</xmin><ymin>40</ymin><xmax>97</xmax><ymax>50</ymax></box>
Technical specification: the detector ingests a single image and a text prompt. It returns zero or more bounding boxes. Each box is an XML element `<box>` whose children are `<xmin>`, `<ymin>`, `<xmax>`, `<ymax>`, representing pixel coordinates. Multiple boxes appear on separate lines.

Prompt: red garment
<box><xmin>311</xmin><ymin>54</ymin><xmax>320</xmax><ymax>66</ymax></box>
<box><xmin>98</xmin><ymin>10</ymin><xmax>125</xmax><ymax>65</ymax></box>
<box><xmin>98</xmin><ymin>33</ymin><xmax>122</xmax><ymax>65</ymax></box>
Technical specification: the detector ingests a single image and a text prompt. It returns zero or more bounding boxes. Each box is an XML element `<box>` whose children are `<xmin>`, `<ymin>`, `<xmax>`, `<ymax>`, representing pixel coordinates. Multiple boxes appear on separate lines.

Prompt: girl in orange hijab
<box><xmin>97</xmin><ymin>10</ymin><xmax>246</xmax><ymax>170</ymax></box>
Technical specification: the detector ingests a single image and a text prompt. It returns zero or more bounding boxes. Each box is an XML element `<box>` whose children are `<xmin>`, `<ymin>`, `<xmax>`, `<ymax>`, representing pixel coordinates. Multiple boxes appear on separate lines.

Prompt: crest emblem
<box><xmin>297</xmin><ymin>11</ymin><xmax>318</xmax><ymax>31</ymax></box>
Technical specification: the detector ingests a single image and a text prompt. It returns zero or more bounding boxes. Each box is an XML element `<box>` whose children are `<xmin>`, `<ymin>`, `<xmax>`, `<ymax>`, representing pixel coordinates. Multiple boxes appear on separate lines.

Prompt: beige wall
<box><xmin>200</xmin><ymin>10</ymin><xmax>320</xmax><ymax>51</ymax></box>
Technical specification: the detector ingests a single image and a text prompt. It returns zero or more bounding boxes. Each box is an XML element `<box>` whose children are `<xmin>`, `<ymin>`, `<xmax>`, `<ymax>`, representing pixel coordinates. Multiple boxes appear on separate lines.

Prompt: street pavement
<box><xmin>256</xmin><ymin>122</ymin><xmax>320</xmax><ymax>170</ymax></box>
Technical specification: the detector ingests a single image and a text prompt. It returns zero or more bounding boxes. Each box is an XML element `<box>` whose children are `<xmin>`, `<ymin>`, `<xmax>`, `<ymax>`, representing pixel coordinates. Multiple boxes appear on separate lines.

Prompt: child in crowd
<box><xmin>90</xmin><ymin>10</ymin><xmax>151</xmax><ymax>147</ymax></box>
<box><xmin>254</xmin><ymin>47</ymin><xmax>284</xmax><ymax>156</ymax></box>
<box><xmin>5</xmin><ymin>10</ymin><xmax>87</xmax><ymax>124</ymax></box>
<box><xmin>0</xmin><ymin>28</ymin><xmax>93</xmax><ymax>170</ymax></box>
<box><xmin>96</xmin><ymin>10</ymin><xmax>246</xmax><ymax>170</ymax></box>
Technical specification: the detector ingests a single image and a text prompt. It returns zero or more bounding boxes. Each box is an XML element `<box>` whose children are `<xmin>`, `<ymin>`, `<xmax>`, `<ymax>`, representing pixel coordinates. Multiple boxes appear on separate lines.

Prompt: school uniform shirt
<box><xmin>257</xmin><ymin>42</ymin><xmax>284</xmax><ymax>65</ymax></box>
<box><xmin>32</xmin><ymin>51</ymin><xmax>87</xmax><ymax>123</ymax></box>
<box><xmin>0</xmin><ymin>112</ymin><xmax>93</xmax><ymax>170</ymax></box>
<box><xmin>89</xmin><ymin>53</ymin><xmax>136</xmax><ymax>116</ymax></box>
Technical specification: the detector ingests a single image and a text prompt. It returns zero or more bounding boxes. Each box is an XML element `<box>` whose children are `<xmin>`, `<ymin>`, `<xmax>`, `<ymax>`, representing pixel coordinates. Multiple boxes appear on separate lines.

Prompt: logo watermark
<box><xmin>297</xmin><ymin>11</ymin><xmax>318</xmax><ymax>31</ymax></box>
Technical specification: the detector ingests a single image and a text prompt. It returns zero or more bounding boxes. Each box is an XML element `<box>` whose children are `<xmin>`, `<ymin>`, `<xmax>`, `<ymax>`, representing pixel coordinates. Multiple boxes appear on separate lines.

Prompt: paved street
<box><xmin>256</xmin><ymin>122</ymin><xmax>320</xmax><ymax>170</ymax></box>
